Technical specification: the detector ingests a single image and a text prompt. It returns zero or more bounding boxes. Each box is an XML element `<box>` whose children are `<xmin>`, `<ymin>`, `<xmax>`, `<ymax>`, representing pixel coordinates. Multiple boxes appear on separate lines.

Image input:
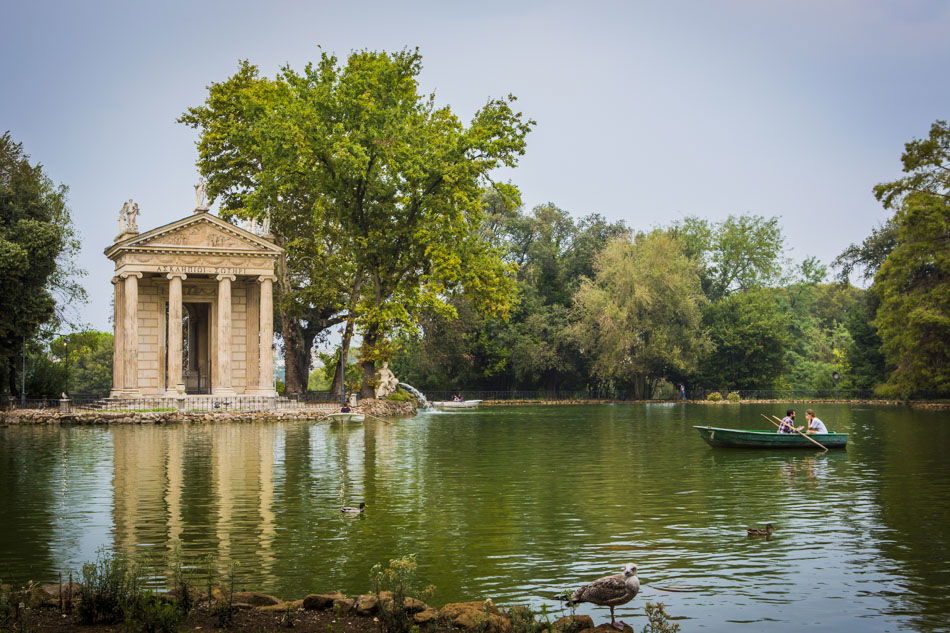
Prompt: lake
<box><xmin>1</xmin><ymin>404</ymin><xmax>948</xmax><ymax>632</ymax></box>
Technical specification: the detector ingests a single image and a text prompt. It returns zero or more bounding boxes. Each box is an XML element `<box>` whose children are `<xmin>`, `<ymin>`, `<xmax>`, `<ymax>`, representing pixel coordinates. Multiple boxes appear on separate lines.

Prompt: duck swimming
<box><xmin>341</xmin><ymin>502</ymin><xmax>365</xmax><ymax>514</ymax></box>
<box><xmin>747</xmin><ymin>523</ymin><xmax>774</xmax><ymax>537</ymax></box>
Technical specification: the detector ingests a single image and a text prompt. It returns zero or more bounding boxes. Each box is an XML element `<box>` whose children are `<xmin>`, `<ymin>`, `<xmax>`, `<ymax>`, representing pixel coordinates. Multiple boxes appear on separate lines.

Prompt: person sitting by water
<box><xmin>804</xmin><ymin>409</ymin><xmax>828</xmax><ymax>434</ymax></box>
<box><xmin>340</xmin><ymin>404</ymin><xmax>351</xmax><ymax>413</ymax></box>
<box><xmin>453</xmin><ymin>394</ymin><xmax>463</xmax><ymax>402</ymax></box>
<box><xmin>777</xmin><ymin>409</ymin><xmax>802</xmax><ymax>434</ymax></box>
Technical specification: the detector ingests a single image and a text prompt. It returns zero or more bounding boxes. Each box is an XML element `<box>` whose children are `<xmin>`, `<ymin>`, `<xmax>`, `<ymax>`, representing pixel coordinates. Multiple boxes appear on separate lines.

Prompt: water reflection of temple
<box><xmin>110</xmin><ymin>425</ymin><xmax>277</xmax><ymax>583</ymax></box>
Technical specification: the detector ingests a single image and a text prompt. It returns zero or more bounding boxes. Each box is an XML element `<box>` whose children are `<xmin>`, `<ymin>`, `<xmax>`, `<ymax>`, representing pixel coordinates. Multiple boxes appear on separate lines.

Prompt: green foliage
<box><xmin>697</xmin><ymin>289</ymin><xmax>789</xmax><ymax>390</ymax></box>
<box><xmin>370</xmin><ymin>555</ymin><xmax>434</xmax><ymax>633</ymax></box>
<box><xmin>670</xmin><ymin>214</ymin><xmax>784</xmax><ymax>301</ymax></box>
<box><xmin>843</xmin><ymin>292</ymin><xmax>887</xmax><ymax>389</ymax></box>
<box><xmin>386</xmin><ymin>389</ymin><xmax>413</xmax><ymax>402</ymax></box>
<box><xmin>76</xmin><ymin>552</ymin><xmax>185</xmax><ymax>631</ymax></box>
<box><xmin>833</xmin><ymin>221</ymin><xmax>897</xmax><ymax>283</ymax></box>
<box><xmin>316</xmin><ymin>348</ymin><xmax>362</xmax><ymax>394</ymax></box>
<box><xmin>570</xmin><ymin>231</ymin><xmax>710</xmax><ymax>398</ymax></box>
<box><xmin>0</xmin><ymin>581</ymin><xmax>35</xmax><ymax>633</ymax></box>
<box><xmin>640</xmin><ymin>602</ymin><xmax>680</xmax><ymax>633</ymax></box>
<box><xmin>873</xmin><ymin>193</ymin><xmax>950</xmax><ymax>397</ymax></box>
<box><xmin>506</xmin><ymin>605</ymin><xmax>548</xmax><ymax>633</ymax></box>
<box><xmin>873</xmin><ymin>120</ymin><xmax>950</xmax><ymax>209</ymax></box>
<box><xmin>838</xmin><ymin>119</ymin><xmax>950</xmax><ymax>397</ymax></box>
<box><xmin>726</xmin><ymin>391</ymin><xmax>741</xmax><ymax>402</ymax></box>
<box><xmin>706</xmin><ymin>391</ymin><xmax>723</xmax><ymax>402</ymax></box>
<box><xmin>181</xmin><ymin>48</ymin><xmax>531</xmax><ymax>394</ymax></box>
<box><xmin>0</xmin><ymin>132</ymin><xmax>84</xmax><ymax>395</ymax></box>
<box><xmin>394</xmin><ymin>202</ymin><xmax>628</xmax><ymax>392</ymax></box>
<box><xmin>78</xmin><ymin>553</ymin><xmax>138</xmax><ymax>625</ymax></box>
<box><xmin>123</xmin><ymin>595</ymin><xmax>182</xmax><ymax>633</ymax></box>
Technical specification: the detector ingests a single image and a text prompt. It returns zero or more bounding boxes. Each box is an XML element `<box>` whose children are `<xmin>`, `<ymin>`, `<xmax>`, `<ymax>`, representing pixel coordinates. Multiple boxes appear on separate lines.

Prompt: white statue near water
<box><xmin>194</xmin><ymin>178</ymin><xmax>209</xmax><ymax>212</ymax></box>
<box><xmin>117</xmin><ymin>199</ymin><xmax>140</xmax><ymax>235</ymax></box>
<box><xmin>375</xmin><ymin>362</ymin><xmax>399</xmax><ymax>398</ymax></box>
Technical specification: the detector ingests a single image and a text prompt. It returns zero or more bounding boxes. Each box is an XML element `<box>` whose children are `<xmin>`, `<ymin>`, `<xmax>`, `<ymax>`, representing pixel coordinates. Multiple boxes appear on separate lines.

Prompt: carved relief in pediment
<box><xmin>143</xmin><ymin>222</ymin><xmax>255</xmax><ymax>250</ymax></box>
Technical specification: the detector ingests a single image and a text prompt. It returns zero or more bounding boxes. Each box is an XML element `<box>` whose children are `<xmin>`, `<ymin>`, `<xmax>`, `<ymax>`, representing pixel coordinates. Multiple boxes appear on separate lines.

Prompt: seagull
<box><xmin>567</xmin><ymin>563</ymin><xmax>640</xmax><ymax>631</ymax></box>
<box><xmin>341</xmin><ymin>502</ymin><xmax>365</xmax><ymax>514</ymax></box>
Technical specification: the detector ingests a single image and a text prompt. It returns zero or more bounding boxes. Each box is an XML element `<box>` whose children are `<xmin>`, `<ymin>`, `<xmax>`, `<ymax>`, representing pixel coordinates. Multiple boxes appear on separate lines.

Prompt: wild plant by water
<box><xmin>75</xmin><ymin>551</ymin><xmax>187</xmax><ymax>632</ymax></box>
<box><xmin>0</xmin><ymin>581</ymin><xmax>35</xmax><ymax>633</ymax></box>
<box><xmin>370</xmin><ymin>555</ymin><xmax>434</xmax><ymax>633</ymax></box>
<box><xmin>77</xmin><ymin>552</ymin><xmax>142</xmax><ymax>624</ymax></box>
<box><xmin>640</xmin><ymin>602</ymin><xmax>680</xmax><ymax>633</ymax></box>
<box><xmin>507</xmin><ymin>604</ymin><xmax>547</xmax><ymax>633</ymax></box>
<box><xmin>211</xmin><ymin>560</ymin><xmax>241</xmax><ymax>629</ymax></box>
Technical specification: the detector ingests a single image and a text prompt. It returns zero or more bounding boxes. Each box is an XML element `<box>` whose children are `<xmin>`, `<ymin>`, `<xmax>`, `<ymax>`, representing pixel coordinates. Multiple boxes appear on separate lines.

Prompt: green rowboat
<box><xmin>694</xmin><ymin>425</ymin><xmax>848</xmax><ymax>449</ymax></box>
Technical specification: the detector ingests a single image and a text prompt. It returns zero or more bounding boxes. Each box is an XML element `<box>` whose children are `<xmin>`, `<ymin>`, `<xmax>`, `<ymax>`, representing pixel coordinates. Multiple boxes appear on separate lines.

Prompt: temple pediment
<box><xmin>105</xmin><ymin>213</ymin><xmax>282</xmax><ymax>259</ymax></box>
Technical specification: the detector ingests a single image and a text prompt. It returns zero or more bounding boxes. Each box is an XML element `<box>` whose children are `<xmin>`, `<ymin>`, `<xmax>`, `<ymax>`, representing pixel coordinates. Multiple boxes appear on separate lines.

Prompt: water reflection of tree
<box><xmin>854</xmin><ymin>410</ymin><xmax>950</xmax><ymax>633</ymax></box>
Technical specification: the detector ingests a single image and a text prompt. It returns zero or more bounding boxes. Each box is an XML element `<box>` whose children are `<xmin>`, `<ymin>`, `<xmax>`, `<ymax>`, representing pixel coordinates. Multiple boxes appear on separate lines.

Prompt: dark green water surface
<box><xmin>2</xmin><ymin>404</ymin><xmax>949</xmax><ymax>632</ymax></box>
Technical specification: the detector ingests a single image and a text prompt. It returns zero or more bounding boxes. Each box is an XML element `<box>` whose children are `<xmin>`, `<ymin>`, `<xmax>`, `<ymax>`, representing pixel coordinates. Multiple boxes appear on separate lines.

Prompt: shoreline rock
<box><xmin>0</xmin><ymin>399</ymin><xmax>417</xmax><ymax>426</ymax></box>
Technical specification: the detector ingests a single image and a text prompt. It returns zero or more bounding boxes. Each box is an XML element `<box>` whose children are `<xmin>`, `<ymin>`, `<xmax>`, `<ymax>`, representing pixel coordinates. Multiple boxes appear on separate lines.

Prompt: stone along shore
<box><xmin>0</xmin><ymin>398</ymin><xmax>417</xmax><ymax>425</ymax></box>
<box><xmin>19</xmin><ymin>581</ymin><xmax>633</xmax><ymax>633</ymax></box>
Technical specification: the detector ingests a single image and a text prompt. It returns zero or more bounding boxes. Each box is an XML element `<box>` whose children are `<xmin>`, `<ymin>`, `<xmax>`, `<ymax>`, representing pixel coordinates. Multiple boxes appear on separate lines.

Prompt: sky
<box><xmin>3</xmin><ymin>0</ymin><xmax>949</xmax><ymax>332</ymax></box>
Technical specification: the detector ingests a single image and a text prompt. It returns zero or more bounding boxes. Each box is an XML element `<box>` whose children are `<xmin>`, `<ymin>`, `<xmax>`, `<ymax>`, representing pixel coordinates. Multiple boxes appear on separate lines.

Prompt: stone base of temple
<box><xmin>93</xmin><ymin>394</ymin><xmax>294</xmax><ymax>411</ymax></box>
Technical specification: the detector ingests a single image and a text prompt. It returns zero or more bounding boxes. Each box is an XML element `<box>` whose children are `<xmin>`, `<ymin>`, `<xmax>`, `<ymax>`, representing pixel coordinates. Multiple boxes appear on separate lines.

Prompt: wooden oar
<box><xmin>766</xmin><ymin>414</ymin><xmax>828</xmax><ymax>451</ymax></box>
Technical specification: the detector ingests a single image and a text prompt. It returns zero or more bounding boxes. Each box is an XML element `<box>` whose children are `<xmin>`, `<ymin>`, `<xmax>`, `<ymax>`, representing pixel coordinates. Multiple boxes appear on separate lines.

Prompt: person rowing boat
<box><xmin>777</xmin><ymin>409</ymin><xmax>803</xmax><ymax>434</ymax></box>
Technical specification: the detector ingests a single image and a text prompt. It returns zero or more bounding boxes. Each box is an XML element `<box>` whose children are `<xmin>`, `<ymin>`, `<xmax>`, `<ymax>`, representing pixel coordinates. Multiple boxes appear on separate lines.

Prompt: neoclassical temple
<box><xmin>105</xmin><ymin>193</ymin><xmax>281</xmax><ymax>398</ymax></box>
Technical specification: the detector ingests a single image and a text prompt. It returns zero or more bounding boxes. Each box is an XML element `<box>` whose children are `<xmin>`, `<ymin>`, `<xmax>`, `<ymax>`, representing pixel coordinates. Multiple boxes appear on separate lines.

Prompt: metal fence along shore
<box><xmin>2</xmin><ymin>388</ymin><xmax>926</xmax><ymax>413</ymax></box>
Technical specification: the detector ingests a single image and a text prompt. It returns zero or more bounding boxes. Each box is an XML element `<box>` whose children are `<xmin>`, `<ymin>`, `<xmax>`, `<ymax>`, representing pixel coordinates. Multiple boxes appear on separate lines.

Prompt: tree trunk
<box><xmin>359</xmin><ymin>325</ymin><xmax>379</xmax><ymax>399</ymax></box>
<box><xmin>281</xmin><ymin>312</ymin><xmax>308</xmax><ymax>395</ymax></box>
<box><xmin>332</xmin><ymin>317</ymin><xmax>355</xmax><ymax>397</ymax></box>
<box><xmin>273</xmin><ymin>248</ymin><xmax>308</xmax><ymax>395</ymax></box>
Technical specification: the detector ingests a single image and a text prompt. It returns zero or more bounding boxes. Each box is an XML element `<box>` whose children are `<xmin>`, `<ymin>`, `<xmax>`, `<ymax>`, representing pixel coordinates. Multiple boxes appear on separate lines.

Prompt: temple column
<box><xmin>214</xmin><ymin>274</ymin><xmax>236</xmax><ymax>395</ymax></box>
<box><xmin>122</xmin><ymin>272</ymin><xmax>142</xmax><ymax>395</ymax></box>
<box><xmin>258</xmin><ymin>275</ymin><xmax>276</xmax><ymax>396</ymax></box>
<box><xmin>111</xmin><ymin>276</ymin><xmax>125</xmax><ymax>397</ymax></box>
<box><xmin>166</xmin><ymin>273</ymin><xmax>187</xmax><ymax>395</ymax></box>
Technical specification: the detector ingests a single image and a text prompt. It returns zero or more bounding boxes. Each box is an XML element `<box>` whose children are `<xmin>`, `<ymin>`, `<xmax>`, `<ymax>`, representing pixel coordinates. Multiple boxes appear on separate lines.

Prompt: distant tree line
<box><xmin>391</xmin><ymin>121</ymin><xmax>949</xmax><ymax>399</ymax></box>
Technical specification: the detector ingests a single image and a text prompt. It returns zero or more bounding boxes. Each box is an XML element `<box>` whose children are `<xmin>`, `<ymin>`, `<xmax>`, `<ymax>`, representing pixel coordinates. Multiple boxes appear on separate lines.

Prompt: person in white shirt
<box><xmin>804</xmin><ymin>409</ymin><xmax>828</xmax><ymax>434</ymax></box>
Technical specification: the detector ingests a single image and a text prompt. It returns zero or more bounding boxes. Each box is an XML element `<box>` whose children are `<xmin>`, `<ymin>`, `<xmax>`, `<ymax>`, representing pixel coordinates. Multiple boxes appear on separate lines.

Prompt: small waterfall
<box><xmin>398</xmin><ymin>382</ymin><xmax>433</xmax><ymax>410</ymax></box>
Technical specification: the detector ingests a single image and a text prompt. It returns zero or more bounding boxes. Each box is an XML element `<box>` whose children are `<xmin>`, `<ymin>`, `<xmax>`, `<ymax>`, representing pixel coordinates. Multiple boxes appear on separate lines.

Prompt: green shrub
<box><xmin>371</xmin><ymin>556</ymin><xmax>434</xmax><ymax>633</ymax></box>
<box><xmin>78</xmin><ymin>554</ymin><xmax>141</xmax><ymax>625</ymax></box>
<box><xmin>386</xmin><ymin>390</ymin><xmax>412</xmax><ymax>402</ymax></box>
<box><xmin>706</xmin><ymin>391</ymin><xmax>723</xmax><ymax>402</ymax></box>
<box><xmin>124</xmin><ymin>595</ymin><xmax>182</xmax><ymax>633</ymax></box>
<box><xmin>726</xmin><ymin>391</ymin><xmax>741</xmax><ymax>403</ymax></box>
<box><xmin>77</xmin><ymin>552</ymin><xmax>186</xmax><ymax>633</ymax></box>
<box><xmin>641</xmin><ymin>602</ymin><xmax>680</xmax><ymax>633</ymax></box>
<box><xmin>0</xmin><ymin>582</ymin><xmax>34</xmax><ymax>632</ymax></box>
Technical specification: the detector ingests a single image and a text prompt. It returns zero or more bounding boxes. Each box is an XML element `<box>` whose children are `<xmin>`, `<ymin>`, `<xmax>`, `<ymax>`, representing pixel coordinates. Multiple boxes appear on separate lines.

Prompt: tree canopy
<box><xmin>181</xmin><ymin>49</ymin><xmax>531</xmax><ymax>394</ymax></box>
<box><xmin>0</xmin><ymin>132</ymin><xmax>83</xmax><ymax>394</ymax></box>
<box><xmin>570</xmin><ymin>231</ymin><xmax>710</xmax><ymax>398</ymax></box>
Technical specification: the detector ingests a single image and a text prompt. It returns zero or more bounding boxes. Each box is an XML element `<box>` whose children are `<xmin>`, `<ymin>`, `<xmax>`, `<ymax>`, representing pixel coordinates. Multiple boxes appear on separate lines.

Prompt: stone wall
<box><xmin>0</xmin><ymin>398</ymin><xmax>416</xmax><ymax>425</ymax></box>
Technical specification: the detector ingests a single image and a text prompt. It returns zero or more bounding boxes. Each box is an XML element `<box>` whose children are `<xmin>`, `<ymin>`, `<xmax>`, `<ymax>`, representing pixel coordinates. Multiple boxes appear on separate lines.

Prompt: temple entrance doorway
<box><xmin>181</xmin><ymin>303</ymin><xmax>211</xmax><ymax>394</ymax></box>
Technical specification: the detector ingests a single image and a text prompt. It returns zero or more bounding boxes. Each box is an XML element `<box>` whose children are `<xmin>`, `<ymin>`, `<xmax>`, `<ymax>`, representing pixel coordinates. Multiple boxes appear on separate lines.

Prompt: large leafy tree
<box><xmin>393</xmin><ymin>201</ymin><xmax>628</xmax><ymax>392</ymax></box>
<box><xmin>181</xmin><ymin>49</ymin><xmax>530</xmax><ymax>395</ymax></box>
<box><xmin>838</xmin><ymin>120</ymin><xmax>950</xmax><ymax>398</ymax></box>
<box><xmin>0</xmin><ymin>132</ymin><xmax>83</xmax><ymax>395</ymax></box>
<box><xmin>570</xmin><ymin>231</ymin><xmax>710</xmax><ymax>399</ymax></box>
<box><xmin>873</xmin><ymin>193</ymin><xmax>950</xmax><ymax>397</ymax></box>
<box><xmin>671</xmin><ymin>214</ymin><xmax>785</xmax><ymax>301</ymax></box>
<box><xmin>696</xmin><ymin>288</ymin><xmax>790</xmax><ymax>390</ymax></box>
